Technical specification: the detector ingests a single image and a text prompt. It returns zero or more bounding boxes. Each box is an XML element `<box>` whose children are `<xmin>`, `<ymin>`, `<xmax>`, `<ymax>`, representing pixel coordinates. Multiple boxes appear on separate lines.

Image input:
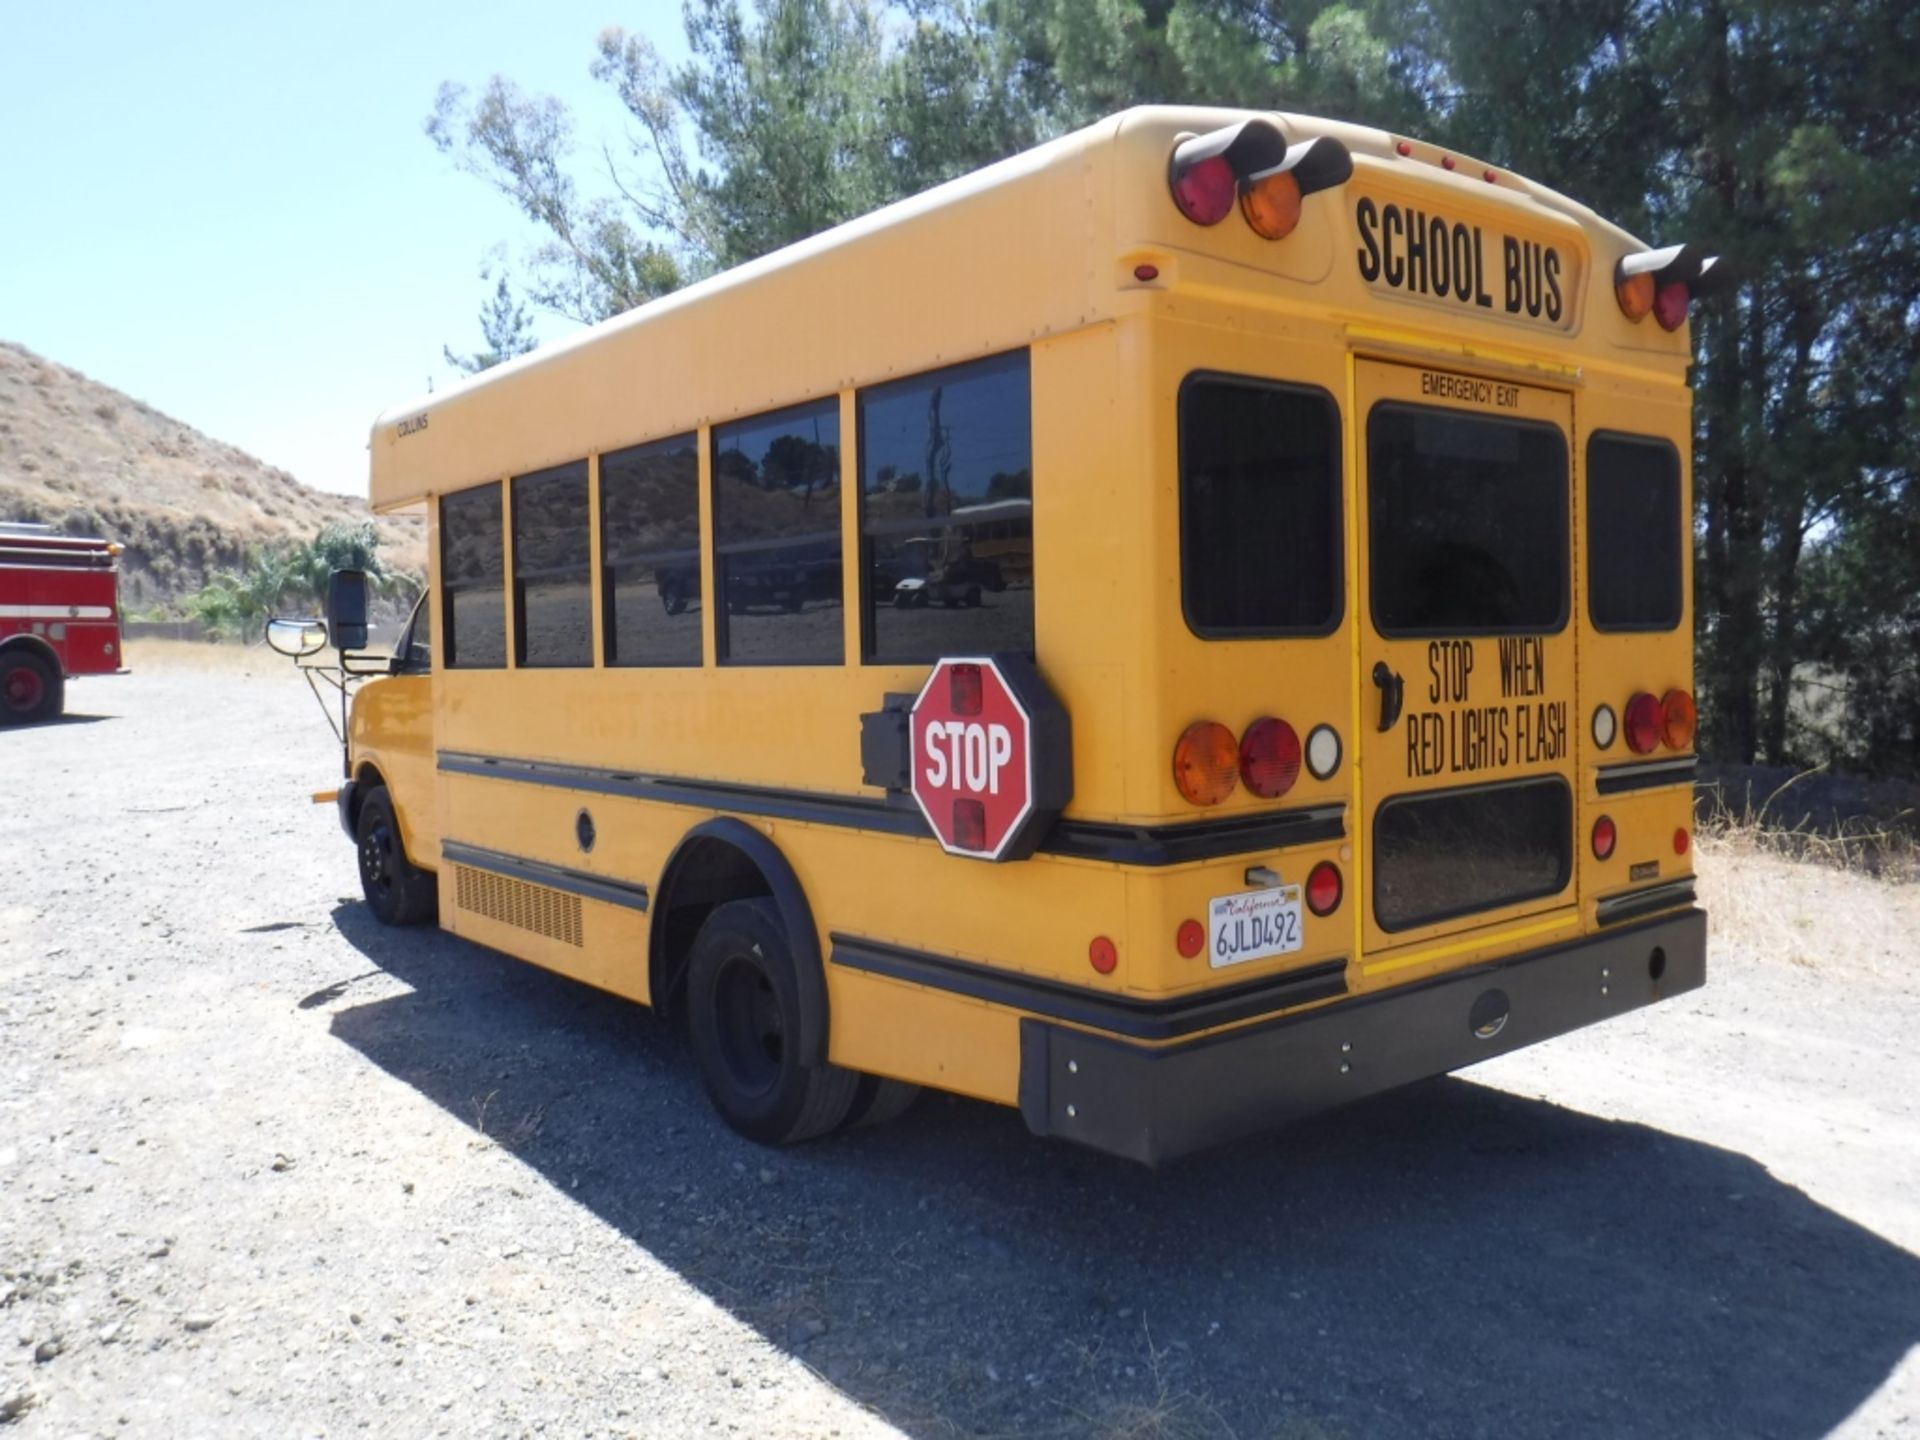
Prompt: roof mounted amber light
<box><xmin>1168</xmin><ymin>120</ymin><xmax>1353</xmax><ymax>237</ymax></box>
<box><xmin>1615</xmin><ymin>243</ymin><xmax>1725</xmax><ymax>329</ymax></box>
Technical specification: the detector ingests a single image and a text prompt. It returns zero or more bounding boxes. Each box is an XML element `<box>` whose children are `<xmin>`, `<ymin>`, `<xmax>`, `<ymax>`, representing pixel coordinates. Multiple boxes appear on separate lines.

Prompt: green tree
<box><xmin>444</xmin><ymin>274</ymin><xmax>538</xmax><ymax>375</ymax></box>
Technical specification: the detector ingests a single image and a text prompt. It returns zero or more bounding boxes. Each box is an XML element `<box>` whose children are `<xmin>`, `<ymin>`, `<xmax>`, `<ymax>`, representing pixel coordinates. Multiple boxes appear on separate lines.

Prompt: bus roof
<box><xmin>370</xmin><ymin>105</ymin><xmax>1675</xmax><ymax>512</ymax></box>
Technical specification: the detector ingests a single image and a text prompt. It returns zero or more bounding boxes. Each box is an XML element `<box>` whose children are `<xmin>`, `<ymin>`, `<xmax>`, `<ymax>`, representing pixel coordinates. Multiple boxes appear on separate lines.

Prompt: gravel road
<box><xmin>3</xmin><ymin>664</ymin><xmax>1919</xmax><ymax>1439</ymax></box>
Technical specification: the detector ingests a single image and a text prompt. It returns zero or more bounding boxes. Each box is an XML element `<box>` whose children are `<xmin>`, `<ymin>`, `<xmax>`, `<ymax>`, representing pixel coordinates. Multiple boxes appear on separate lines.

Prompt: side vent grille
<box><xmin>454</xmin><ymin>864</ymin><xmax>583</xmax><ymax>947</ymax></box>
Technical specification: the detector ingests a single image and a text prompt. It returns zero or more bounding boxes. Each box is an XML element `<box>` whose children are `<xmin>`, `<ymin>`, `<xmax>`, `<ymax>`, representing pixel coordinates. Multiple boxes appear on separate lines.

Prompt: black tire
<box><xmin>0</xmin><ymin>650</ymin><xmax>61</xmax><ymax>725</ymax></box>
<box><xmin>686</xmin><ymin>898</ymin><xmax>858</xmax><ymax>1144</ymax></box>
<box><xmin>843</xmin><ymin>1074</ymin><xmax>921</xmax><ymax>1131</ymax></box>
<box><xmin>963</xmin><ymin>586</ymin><xmax>982</xmax><ymax>609</ymax></box>
<box><xmin>355</xmin><ymin>786</ymin><xmax>438</xmax><ymax>927</ymax></box>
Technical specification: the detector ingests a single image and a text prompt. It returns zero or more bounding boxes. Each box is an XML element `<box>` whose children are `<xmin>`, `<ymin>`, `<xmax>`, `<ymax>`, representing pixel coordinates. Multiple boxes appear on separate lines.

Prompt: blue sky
<box><xmin>1</xmin><ymin>0</ymin><xmax>686</xmax><ymax>496</ymax></box>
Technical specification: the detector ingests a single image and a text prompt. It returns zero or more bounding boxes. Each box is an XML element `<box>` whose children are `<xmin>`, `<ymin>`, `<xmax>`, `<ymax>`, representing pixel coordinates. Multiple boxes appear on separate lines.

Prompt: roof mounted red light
<box><xmin>1169</xmin><ymin>153</ymin><xmax>1237</xmax><ymax>226</ymax></box>
<box><xmin>1168</xmin><ymin>120</ymin><xmax>1352</xmax><ymax>235</ymax></box>
<box><xmin>1616</xmin><ymin>243</ymin><xmax>1724</xmax><ymax>326</ymax></box>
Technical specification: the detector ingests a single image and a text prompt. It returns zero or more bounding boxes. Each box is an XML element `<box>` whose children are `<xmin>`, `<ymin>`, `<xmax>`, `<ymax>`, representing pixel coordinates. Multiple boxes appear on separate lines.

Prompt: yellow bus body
<box><xmin>338</xmin><ymin>106</ymin><xmax>1705</xmax><ymax>1162</ymax></box>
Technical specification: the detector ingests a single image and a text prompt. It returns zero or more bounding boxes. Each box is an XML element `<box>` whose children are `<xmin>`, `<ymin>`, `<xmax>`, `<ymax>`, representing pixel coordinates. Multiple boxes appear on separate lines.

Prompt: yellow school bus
<box><xmin>321</xmin><ymin>106</ymin><xmax>1710</xmax><ymax>1163</ymax></box>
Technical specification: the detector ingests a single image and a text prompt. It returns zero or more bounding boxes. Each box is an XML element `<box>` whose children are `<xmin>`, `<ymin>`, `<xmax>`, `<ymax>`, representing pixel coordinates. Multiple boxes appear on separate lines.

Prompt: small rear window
<box><xmin>1374</xmin><ymin>777</ymin><xmax>1572</xmax><ymax>932</ymax></box>
<box><xmin>1179</xmin><ymin>375</ymin><xmax>1342</xmax><ymax>637</ymax></box>
<box><xmin>1587</xmin><ymin>433</ymin><xmax>1682</xmax><ymax>631</ymax></box>
<box><xmin>1368</xmin><ymin>405</ymin><xmax>1567</xmax><ymax>635</ymax></box>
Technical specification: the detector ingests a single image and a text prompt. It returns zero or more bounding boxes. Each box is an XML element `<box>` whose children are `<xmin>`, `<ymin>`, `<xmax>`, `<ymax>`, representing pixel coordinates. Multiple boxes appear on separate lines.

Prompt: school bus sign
<box><xmin>909</xmin><ymin>655</ymin><xmax>1071</xmax><ymax>862</ymax></box>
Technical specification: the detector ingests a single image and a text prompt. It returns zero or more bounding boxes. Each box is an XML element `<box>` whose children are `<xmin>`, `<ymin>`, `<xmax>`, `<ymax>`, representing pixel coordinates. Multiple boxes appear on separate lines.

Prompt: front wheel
<box><xmin>686</xmin><ymin>899</ymin><xmax>858</xmax><ymax>1144</ymax></box>
<box><xmin>355</xmin><ymin>786</ymin><xmax>438</xmax><ymax>926</ymax></box>
<box><xmin>0</xmin><ymin>651</ymin><xmax>61</xmax><ymax>725</ymax></box>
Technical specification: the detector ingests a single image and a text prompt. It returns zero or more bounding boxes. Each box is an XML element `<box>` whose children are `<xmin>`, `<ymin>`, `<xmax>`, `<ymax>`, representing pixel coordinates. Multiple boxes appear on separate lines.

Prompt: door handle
<box><xmin>1372</xmin><ymin>661</ymin><xmax>1404</xmax><ymax>732</ymax></box>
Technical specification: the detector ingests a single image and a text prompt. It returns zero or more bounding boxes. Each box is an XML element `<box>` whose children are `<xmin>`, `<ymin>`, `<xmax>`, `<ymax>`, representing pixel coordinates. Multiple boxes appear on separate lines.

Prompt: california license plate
<box><xmin>1207</xmin><ymin>886</ymin><xmax>1304</xmax><ymax>970</ymax></box>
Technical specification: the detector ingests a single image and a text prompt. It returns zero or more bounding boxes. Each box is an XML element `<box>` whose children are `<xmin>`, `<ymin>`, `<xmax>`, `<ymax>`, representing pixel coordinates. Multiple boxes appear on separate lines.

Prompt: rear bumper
<box><xmin>1018</xmin><ymin>908</ymin><xmax>1706</xmax><ymax>1165</ymax></box>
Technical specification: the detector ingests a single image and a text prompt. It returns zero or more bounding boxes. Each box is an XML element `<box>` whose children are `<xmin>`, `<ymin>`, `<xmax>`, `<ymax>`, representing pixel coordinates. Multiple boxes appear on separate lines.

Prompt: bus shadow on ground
<box><xmin>327</xmin><ymin>902</ymin><xmax>1920</xmax><ymax>1440</ymax></box>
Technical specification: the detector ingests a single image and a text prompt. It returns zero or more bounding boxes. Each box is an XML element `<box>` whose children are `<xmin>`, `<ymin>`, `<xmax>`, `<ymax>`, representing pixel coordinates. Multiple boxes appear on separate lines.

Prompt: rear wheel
<box><xmin>0</xmin><ymin>651</ymin><xmax>61</xmax><ymax>725</ymax></box>
<box><xmin>686</xmin><ymin>898</ymin><xmax>858</xmax><ymax>1144</ymax></box>
<box><xmin>355</xmin><ymin>786</ymin><xmax>438</xmax><ymax>926</ymax></box>
<box><xmin>843</xmin><ymin>1074</ymin><xmax>921</xmax><ymax>1131</ymax></box>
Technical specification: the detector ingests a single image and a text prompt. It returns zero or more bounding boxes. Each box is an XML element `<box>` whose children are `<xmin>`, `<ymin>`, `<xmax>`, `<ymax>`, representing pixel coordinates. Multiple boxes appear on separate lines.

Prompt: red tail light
<box><xmin>1088</xmin><ymin>936</ymin><xmax>1118</xmax><ymax>975</ymax></box>
<box><xmin>1660</xmin><ymin>689</ymin><xmax>1697</xmax><ymax>751</ymax></box>
<box><xmin>1306</xmin><ymin>861</ymin><xmax>1343</xmax><ymax>917</ymax></box>
<box><xmin>1173</xmin><ymin>721</ymin><xmax>1239</xmax><ymax>806</ymax></box>
<box><xmin>1592</xmin><ymin>815</ymin><xmax>1617</xmax><ymax>860</ymax></box>
<box><xmin>1624</xmin><ymin>693</ymin><xmax>1662</xmax><ymax>754</ymax></box>
<box><xmin>1176</xmin><ymin>919</ymin><xmax>1205</xmax><ymax>959</ymax></box>
<box><xmin>1674</xmin><ymin>828</ymin><xmax>1691</xmax><ymax>856</ymax></box>
<box><xmin>1239</xmin><ymin>717</ymin><xmax>1301</xmax><ymax>799</ymax></box>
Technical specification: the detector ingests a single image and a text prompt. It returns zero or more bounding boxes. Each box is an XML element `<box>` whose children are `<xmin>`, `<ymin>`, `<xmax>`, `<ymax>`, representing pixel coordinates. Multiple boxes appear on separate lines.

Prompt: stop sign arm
<box><xmin>859</xmin><ymin>653</ymin><xmax>1072</xmax><ymax>862</ymax></box>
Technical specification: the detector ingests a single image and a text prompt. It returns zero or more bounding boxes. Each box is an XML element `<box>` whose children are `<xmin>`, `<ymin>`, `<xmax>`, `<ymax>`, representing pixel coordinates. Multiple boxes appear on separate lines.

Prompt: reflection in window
<box><xmin>512</xmin><ymin>461</ymin><xmax>593</xmax><ymax>667</ymax></box>
<box><xmin>711</xmin><ymin>399</ymin><xmax>843</xmax><ymax>665</ymax></box>
<box><xmin>602</xmin><ymin>435</ymin><xmax>702</xmax><ymax>666</ymax></box>
<box><xmin>1587</xmin><ymin>434</ymin><xmax>1682</xmax><ymax>632</ymax></box>
<box><xmin>859</xmin><ymin>351</ymin><xmax>1033</xmax><ymax>662</ymax></box>
<box><xmin>441</xmin><ymin>483</ymin><xmax>505</xmax><ymax>668</ymax></box>
<box><xmin>1180</xmin><ymin>376</ymin><xmax>1342</xmax><ymax>636</ymax></box>
<box><xmin>1368</xmin><ymin>405</ymin><xmax>1567</xmax><ymax>635</ymax></box>
<box><xmin>398</xmin><ymin>591</ymin><xmax>432</xmax><ymax>673</ymax></box>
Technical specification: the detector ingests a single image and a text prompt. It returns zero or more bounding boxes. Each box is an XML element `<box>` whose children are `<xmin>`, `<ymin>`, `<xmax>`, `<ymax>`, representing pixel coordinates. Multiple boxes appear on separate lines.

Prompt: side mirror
<box><xmin>326</xmin><ymin>569</ymin><xmax>370</xmax><ymax>652</ymax></box>
<box><xmin>264</xmin><ymin>617</ymin><xmax>328</xmax><ymax>658</ymax></box>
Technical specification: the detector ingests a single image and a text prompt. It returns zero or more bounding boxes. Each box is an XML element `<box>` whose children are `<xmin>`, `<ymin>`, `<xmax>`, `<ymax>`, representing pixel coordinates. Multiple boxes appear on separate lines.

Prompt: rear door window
<box><xmin>1368</xmin><ymin>405</ymin><xmax>1567</xmax><ymax>635</ymax></box>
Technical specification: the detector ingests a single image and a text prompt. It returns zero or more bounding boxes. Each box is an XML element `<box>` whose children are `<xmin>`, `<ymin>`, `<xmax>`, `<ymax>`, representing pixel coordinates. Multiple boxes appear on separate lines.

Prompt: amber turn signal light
<box><xmin>1173</xmin><ymin>720</ymin><xmax>1239</xmax><ymax>806</ymax></box>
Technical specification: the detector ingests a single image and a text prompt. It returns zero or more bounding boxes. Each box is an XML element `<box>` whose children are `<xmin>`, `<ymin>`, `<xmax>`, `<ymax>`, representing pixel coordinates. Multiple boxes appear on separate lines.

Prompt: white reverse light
<box><xmin>1305</xmin><ymin>724</ymin><xmax>1342</xmax><ymax>781</ymax></box>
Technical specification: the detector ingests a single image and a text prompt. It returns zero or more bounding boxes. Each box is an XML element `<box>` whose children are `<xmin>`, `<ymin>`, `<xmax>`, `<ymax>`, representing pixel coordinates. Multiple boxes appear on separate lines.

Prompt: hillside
<box><xmin>0</xmin><ymin>340</ymin><xmax>422</xmax><ymax>607</ymax></box>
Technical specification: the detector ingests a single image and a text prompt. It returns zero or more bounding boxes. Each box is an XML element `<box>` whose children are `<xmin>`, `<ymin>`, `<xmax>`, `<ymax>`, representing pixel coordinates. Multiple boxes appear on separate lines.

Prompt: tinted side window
<box><xmin>860</xmin><ymin>351</ymin><xmax>1033</xmax><ymax>662</ymax></box>
<box><xmin>1180</xmin><ymin>376</ymin><xmax>1342</xmax><ymax>636</ymax></box>
<box><xmin>1588</xmin><ymin>433</ymin><xmax>1682</xmax><ymax>631</ymax></box>
<box><xmin>511</xmin><ymin>461</ymin><xmax>592</xmax><ymax>668</ymax></box>
<box><xmin>441</xmin><ymin>483</ymin><xmax>505</xmax><ymax>669</ymax></box>
<box><xmin>711</xmin><ymin>399</ymin><xmax>843</xmax><ymax>665</ymax></box>
<box><xmin>602</xmin><ymin>435</ymin><xmax>702</xmax><ymax>666</ymax></box>
<box><xmin>1369</xmin><ymin>405</ymin><xmax>1568</xmax><ymax>635</ymax></box>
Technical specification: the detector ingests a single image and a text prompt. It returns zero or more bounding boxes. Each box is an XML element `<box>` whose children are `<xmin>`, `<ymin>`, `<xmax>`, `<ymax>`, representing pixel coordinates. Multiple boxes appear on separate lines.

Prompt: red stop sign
<box><xmin>910</xmin><ymin>657</ymin><xmax>1042</xmax><ymax>861</ymax></box>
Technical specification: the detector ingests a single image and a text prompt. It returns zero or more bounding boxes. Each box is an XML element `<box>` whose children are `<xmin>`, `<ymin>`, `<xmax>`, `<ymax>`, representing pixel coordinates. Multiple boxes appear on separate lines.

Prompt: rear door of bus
<box><xmin>1353</xmin><ymin>360</ymin><xmax>1578</xmax><ymax>978</ymax></box>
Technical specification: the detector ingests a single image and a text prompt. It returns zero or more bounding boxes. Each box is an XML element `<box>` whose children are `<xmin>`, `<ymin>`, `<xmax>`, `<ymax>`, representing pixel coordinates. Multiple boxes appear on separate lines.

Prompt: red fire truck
<box><xmin>0</xmin><ymin>522</ymin><xmax>126</xmax><ymax>724</ymax></box>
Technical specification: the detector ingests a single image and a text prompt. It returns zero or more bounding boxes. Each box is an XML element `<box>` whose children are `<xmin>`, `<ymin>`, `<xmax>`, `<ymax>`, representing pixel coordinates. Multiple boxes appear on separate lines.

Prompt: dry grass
<box><xmin>1695</xmin><ymin>837</ymin><xmax>1920</xmax><ymax>977</ymax></box>
<box><xmin>1695</xmin><ymin>764</ymin><xmax>1919</xmax><ymax>883</ymax></box>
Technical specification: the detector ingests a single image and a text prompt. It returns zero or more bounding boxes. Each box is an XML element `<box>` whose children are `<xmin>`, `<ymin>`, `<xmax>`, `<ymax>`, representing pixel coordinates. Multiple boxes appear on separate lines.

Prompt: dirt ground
<box><xmin>3</xmin><ymin>660</ymin><xmax>1919</xmax><ymax>1439</ymax></box>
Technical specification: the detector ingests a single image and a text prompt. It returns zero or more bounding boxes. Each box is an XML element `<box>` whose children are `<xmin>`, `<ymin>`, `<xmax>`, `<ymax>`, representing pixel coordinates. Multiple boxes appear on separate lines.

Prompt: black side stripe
<box><xmin>1595</xmin><ymin>877</ymin><xmax>1695</xmax><ymax>927</ymax></box>
<box><xmin>437</xmin><ymin>751</ymin><xmax>1345</xmax><ymax>867</ymax></box>
<box><xmin>830</xmin><ymin>933</ymin><xmax>1349</xmax><ymax>1041</ymax></box>
<box><xmin>442</xmin><ymin>840</ymin><xmax>650</xmax><ymax>913</ymax></box>
<box><xmin>1596</xmin><ymin>756</ymin><xmax>1698</xmax><ymax>795</ymax></box>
